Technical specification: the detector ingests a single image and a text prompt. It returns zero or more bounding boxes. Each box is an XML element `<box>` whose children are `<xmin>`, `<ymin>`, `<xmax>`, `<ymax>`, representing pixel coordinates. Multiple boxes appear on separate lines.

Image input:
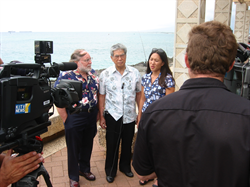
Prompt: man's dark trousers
<box><xmin>64</xmin><ymin>109</ymin><xmax>97</xmax><ymax>182</ymax></box>
<box><xmin>105</xmin><ymin>113</ymin><xmax>135</xmax><ymax>177</ymax></box>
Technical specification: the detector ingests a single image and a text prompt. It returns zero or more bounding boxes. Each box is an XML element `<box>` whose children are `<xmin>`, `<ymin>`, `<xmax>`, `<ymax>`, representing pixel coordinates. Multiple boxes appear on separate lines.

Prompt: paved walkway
<box><xmin>37</xmin><ymin>134</ymin><xmax>155</xmax><ymax>187</ymax></box>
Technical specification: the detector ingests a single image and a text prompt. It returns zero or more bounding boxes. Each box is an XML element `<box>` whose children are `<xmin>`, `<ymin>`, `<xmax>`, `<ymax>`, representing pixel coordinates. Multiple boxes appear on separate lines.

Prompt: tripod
<box><xmin>1</xmin><ymin>122</ymin><xmax>54</xmax><ymax>187</ymax></box>
<box><xmin>0</xmin><ymin>121</ymin><xmax>54</xmax><ymax>186</ymax></box>
<box><xmin>12</xmin><ymin>163</ymin><xmax>53</xmax><ymax>187</ymax></box>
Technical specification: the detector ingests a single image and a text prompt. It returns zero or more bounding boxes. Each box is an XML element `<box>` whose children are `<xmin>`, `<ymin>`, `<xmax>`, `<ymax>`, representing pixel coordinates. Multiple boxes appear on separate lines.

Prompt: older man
<box><xmin>99</xmin><ymin>43</ymin><xmax>141</xmax><ymax>183</ymax></box>
<box><xmin>133</xmin><ymin>21</ymin><xmax>250</xmax><ymax>187</ymax></box>
<box><xmin>54</xmin><ymin>49</ymin><xmax>99</xmax><ymax>187</ymax></box>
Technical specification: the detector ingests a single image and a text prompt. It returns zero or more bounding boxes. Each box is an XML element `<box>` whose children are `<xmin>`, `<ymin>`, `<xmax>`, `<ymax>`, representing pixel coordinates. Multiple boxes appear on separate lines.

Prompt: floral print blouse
<box><xmin>141</xmin><ymin>72</ymin><xmax>175</xmax><ymax>112</ymax></box>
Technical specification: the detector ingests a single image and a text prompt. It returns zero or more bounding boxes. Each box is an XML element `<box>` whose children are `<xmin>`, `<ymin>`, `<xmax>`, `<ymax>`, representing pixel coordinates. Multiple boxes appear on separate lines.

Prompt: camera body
<box><xmin>0</xmin><ymin>41</ymin><xmax>81</xmax><ymax>153</ymax></box>
<box><xmin>0</xmin><ymin>70</ymin><xmax>51</xmax><ymax>142</ymax></box>
<box><xmin>224</xmin><ymin>43</ymin><xmax>250</xmax><ymax>100</ymax></box>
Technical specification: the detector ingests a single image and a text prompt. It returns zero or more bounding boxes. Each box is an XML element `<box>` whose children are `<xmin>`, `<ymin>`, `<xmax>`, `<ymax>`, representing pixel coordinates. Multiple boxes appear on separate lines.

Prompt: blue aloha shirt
<box><xmin>54</xmin><ymin>69</ymin><xmax>99</xmax><ymax>109</ymax></box>
<box><xmin>141</xmin><ymin>72</ymin><xmax>175</xmax><ymax>112</ymax></box>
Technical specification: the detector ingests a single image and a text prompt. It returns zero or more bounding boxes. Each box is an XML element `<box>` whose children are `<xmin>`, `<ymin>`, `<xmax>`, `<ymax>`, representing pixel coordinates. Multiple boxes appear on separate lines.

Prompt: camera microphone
<box><xmin>8</xmin><ymin>62</ymin><xmax>77</xmax><ymax>77</ymax></box>
<box><xmin>47</xmin><ymin>62</ymin><xmax>77</xmax><ymax>77</ymax></box>
<box><xmin>121</xmin><ymin>83</ymin><xmax>125</xmax><ymax>89</ymax></box>
<box><xmin>58</xmin><ymin>62</ymin><xmax>77</xmax><ymax>71</ymax></box>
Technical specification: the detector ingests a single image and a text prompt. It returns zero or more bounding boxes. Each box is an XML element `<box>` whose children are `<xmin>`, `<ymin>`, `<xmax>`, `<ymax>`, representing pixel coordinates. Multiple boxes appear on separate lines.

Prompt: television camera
<box><xmin>0</xmin><ymin>41</ymin><xmax>82</xmax><ymax>187</ymax></box>
<box><xmin>224</xmin><ymin>42</ymin><xmax>250</xmax><ymax>99</ymax></box>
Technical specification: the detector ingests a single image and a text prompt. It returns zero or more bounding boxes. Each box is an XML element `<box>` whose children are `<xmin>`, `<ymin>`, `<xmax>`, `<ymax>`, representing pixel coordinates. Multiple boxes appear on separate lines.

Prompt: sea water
<box><xmin>0</xmin><ymin>32</ymin><xmax>174</xmax><ymax>70</ymax></box>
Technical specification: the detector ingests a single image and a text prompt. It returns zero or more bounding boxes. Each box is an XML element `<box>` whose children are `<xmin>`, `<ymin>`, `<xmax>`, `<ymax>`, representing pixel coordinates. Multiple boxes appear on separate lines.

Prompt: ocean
<box><xmin>0</xmin><ymin>32</ymin><xmax>174</xmax><ymax>70</ymax></box>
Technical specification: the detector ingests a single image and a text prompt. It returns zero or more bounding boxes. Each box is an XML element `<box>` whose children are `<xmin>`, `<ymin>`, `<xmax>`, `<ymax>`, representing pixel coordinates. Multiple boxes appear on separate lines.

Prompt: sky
<box><xmin>0</xmin><ymin>0</ymin><xmax>236</xmax><ymax>32</ymax></box>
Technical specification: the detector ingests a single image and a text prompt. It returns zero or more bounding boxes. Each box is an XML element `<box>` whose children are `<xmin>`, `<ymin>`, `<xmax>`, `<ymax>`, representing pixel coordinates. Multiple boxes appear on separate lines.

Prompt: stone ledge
<box><xmin>40</xmin><ymin>107</ymin><xmax>65</xmax><ymax>143</ymax></box>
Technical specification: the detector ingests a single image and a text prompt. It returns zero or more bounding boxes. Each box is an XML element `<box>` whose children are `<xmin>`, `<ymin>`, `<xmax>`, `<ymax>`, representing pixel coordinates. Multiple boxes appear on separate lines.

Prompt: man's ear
<box><xmin>185</xmin><ymin>54</ymin><xmax>190</xmax><ymax>68</ymax></box>
<box><xmin>228</xmin><ymin>61</ymin><xmax>235</xmax><ymax>72</ymax></box>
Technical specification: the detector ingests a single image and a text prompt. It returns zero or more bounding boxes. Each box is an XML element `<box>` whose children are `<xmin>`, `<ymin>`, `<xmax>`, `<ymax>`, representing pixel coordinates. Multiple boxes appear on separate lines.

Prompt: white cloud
<box><xmin>1</xmin><ymin>0</ymin><xmax>237</xmax><ymax>32</ymax></box>
<box><xmin>0</xmin><ymin>0</ymin><xmax>177</xmax><ymax>32</ymax></box>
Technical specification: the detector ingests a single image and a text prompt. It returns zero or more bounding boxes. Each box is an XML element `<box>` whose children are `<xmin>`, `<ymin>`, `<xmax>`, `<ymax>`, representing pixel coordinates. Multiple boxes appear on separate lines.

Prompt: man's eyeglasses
<box><xmin>152</xmin><ymin>48</ymin><xmax>165</xmax><ymax>53</ymax></box>
<box><xmin>83</xmin><ymin>57</ymin><xmax>93</xmax><ymax>62</ymax></box>
<box><xmin>113</xmin><ymin>53</ymin><xmax>126</xmax><ymax>59</ymax></box>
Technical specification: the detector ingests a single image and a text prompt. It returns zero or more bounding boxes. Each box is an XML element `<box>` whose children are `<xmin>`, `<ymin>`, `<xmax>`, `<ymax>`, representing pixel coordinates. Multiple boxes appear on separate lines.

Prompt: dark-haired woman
<box><xmin>137</xmin><ymin>48</ymin><xmax>175</xmax><ymax>186</ymax></box>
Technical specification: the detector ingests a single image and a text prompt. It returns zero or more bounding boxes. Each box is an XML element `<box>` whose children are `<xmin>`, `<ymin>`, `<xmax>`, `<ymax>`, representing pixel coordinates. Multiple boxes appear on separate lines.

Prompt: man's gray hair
<box><xmin>110</xmin><ymin>43</ymin><xmax>127</xmax><ymax>56</ymax></box>
<box><xmin>69</xmin><ymin>49</ymin><xmax>86</xmax><ymax>62</ymax></box>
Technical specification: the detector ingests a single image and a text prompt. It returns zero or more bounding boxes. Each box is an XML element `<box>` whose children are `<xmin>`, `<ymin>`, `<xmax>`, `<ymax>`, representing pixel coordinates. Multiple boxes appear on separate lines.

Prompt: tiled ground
<box><xmin>37</xmin><ymin>134</ymin><xmax>155</xmax><ymax>187</ymax></box>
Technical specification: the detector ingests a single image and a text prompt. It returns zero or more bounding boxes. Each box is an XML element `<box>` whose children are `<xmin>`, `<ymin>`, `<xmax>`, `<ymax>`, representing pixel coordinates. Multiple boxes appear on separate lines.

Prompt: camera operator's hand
<box><xmin>0</xmin><ymin>149</ymin><xmax>44</xmax><ymax>187</ymax></box>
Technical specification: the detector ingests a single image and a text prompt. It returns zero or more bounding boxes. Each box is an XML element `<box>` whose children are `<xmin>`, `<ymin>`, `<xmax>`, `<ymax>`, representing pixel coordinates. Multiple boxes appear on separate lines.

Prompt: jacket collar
<box><xmin>180</xmin><ymin>78</ymin><xmax>230</xmax><ymax>91</ymax></box>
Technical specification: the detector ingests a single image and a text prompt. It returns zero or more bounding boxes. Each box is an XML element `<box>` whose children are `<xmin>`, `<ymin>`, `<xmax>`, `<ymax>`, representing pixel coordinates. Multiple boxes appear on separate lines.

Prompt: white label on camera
<box><xmin>44</xmin><ymin>100</ymin><xmax>50</xmax><ymax>105</ymax></box>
